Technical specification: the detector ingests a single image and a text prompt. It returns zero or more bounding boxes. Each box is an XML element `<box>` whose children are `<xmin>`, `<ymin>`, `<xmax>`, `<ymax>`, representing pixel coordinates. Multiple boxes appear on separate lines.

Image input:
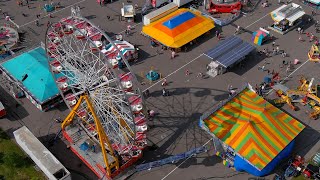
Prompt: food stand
<box><xmin>268</xmin><ymin>3</ymin><xmax>305</xmax><ymax>35</ymax></box>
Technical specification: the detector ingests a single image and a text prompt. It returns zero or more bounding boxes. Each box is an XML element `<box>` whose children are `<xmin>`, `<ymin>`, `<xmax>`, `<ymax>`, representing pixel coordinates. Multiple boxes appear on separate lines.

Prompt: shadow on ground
<box><xmin>0</xmin><ymin>84</ymin><xmax>29</xmax><ymax>121</ymax></box>
<box><xmin>39</xmin><ymin>133</ymin><xmax>97</xmax><ymax>180</ymax></box>
<box><xmin>140</xmin><ymin>87</ymin><xmax>229</xmax><ymax>165</ymax></box>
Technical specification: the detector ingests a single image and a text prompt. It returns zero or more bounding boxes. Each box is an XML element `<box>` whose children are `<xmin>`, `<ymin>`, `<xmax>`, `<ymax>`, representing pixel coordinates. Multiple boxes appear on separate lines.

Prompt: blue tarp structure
<box><xmin>204</xmin><ymin>36</ymin><xmax>255</xmax><ymax>68</ymax></box>
<box><xmin>1</xmin><ymin>47</ymin><xmax>63</xmax><ymax>103</ymax></box>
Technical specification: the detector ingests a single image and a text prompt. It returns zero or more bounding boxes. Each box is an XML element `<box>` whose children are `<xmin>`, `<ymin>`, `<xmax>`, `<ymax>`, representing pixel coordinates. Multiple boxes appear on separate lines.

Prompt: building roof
<box><xmin>14</xmin><ymin>126</ymin><xmax>71</xmax><ymax>180</ymax></box>
<box><xmin>204</xmin><ymin>36</ymin><xmax>255</xmax><ymax>68</ymax></box>
<box><xmin>1</xmin><ymin>47</ymin><xmax>62</xmax><ymax>103</ymax></box>
<box><xmin>202</xmin><ymin>87</ymin><xmax>305</xmax><ymax>170</ymax></box>
<box><xmin>142</xmin><ymin>9</ymin><xmax>215</xmax><ymax>48</ymax></box>
<box><xmin>270</xmin><ymin>3</ymin><xmax>305</xmax><ymax>23</ymax></box>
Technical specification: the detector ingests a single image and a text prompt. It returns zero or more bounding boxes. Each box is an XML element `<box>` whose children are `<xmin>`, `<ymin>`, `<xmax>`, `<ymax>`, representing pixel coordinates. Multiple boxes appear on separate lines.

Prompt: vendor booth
<box><xmin>204</xmin><ymin>36</ymin><xmax>255</xmax><ymax>77</ymax></box>
<box><xmin>101</xmin><ymin>40</ymin><xmax>138</xmax><ymax>69</ymax></box>
<box><xmin>199</xmin><ymin>85</ymin><xmax>305</xmax><ymax>176</ymax></box>
<box><xmin>252</xmin><ymin>28</ymin><xmax>270</xmax><ymax>46</ymax></box>
<box><xmin>142</xmin><ymin>8</ymin><xmax>215</xmax><ymax>48</ymax></box>
<box><xmin>269</xmin><ymin>3</ymin><xmax>305</xmax><ymax>34</ymax></box>
<box><xmin>121</xmin><ymin>4</ymin><xmax>136</xmax><ymax>22</ymax></box>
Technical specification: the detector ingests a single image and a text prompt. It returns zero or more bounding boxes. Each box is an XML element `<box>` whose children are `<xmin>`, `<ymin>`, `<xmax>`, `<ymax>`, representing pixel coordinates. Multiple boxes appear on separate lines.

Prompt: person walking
<box><xmin>272</xmin><ymin>41</ymin><xmax>276</xmax><ymax>47</ymax></box>
<box><xmin>299</xmin><ymin>35</ymin><xmax>303</xmax><ymax>42</ymax></box>
<box><xmin>185</xmin><ymin>70</ymin><xmax>190</xmax><ymax>76</ymax></box>
<box><xmin>161</xmin><ymin>78</ymin><xmax>167</xmax><ymax>86</ymax></box>
<box><xmin>297</xmin><ymin>27</ymin><xmax>301</xmax><ymax>34</ymax></box>
<box><xmin>171</xmin><ymin>50</ymin><xmax>175</xmax><ymax>59</ymax></box>
<box><xmin>272</xmin><ymin>48</ymin><xmax>276</xmax><ymax>56</ymax></box>
<box><xmin>162</xmin><ymin>88</ymin><xmax>169</xmax><ymax>96</ymax></box>
<box><xmin>286</xmin><ymin>65</ymin><xmax>290</xmax><ymax>74</ymax></box>
<box><xmin>126</xmin><ymin>25</ymin><xmax>131</xmax><ymax>35</ymax></box>
<box><xmin>144</xmin><ymin>89</ymin><xmax>150</xmax><ymax>97</ymax></box>
<box><xmin>197</xmin><ymin>72</ymin><xmax>203</xmax><ymax>78</ymax></box>
<box><xmin>276</xmin><ymin>46</ymin><xmax>280</xmax><ymax>54</ymax></box>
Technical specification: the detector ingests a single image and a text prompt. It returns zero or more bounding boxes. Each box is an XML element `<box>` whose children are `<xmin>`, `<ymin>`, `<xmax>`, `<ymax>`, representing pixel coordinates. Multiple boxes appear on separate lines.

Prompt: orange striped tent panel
<box><xmin>203</xmin><ymin>88</ymin><xmax>305</xmax><ymax>170</ymax></box>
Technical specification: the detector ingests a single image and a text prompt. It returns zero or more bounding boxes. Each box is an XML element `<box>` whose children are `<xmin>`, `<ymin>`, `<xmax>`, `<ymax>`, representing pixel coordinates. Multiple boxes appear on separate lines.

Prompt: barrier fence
<box><xmin>135</xmin><ymin>146</ymin><xmax>208</xmax><ymax>172</ymax></box>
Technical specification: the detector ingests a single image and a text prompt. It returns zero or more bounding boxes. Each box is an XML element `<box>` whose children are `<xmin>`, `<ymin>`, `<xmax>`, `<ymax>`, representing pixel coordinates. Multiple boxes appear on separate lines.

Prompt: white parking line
<box><xmin>19</xmin><ymin>0</ymin><xmax>87</xmax><ymax>28</ymax></box>
<box><xmin>142</xmin><ymin>54</ymin><xmax>203</xmax><ymax>92</ymax></box>
<box><xmin>161</xmin><ymin>138</ymin><xmax>212</xmax><ymax>180</ymax></box>
<box><xmin>245</xmin><ymin>13</ymin><xmax>270</xmax><ymax>29</ymax></box>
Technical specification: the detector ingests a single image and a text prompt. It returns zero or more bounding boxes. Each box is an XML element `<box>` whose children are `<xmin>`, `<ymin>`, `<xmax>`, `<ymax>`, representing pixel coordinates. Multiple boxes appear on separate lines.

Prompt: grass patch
<box><xmin>0</xmin><ymin>128</ymin><xmax>45</xmax><ymax>180</ymax></box>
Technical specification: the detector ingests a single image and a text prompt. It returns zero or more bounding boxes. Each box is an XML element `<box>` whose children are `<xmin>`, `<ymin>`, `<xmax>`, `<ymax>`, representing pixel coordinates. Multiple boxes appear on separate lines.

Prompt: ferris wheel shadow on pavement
<box><xmin>141</xmin><ymin>87</ymin><xmax>236</xmax><ymax>163</ymax></box>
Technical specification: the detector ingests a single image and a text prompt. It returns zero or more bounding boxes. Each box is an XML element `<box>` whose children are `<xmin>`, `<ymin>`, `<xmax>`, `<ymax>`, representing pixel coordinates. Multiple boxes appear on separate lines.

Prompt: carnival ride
<box><xmin>45</xmin><ymin>16</ymin><xmax>147</xmax><ymax>179</ymax></box>
<box><xmin>0</xmin><ymin>26</ymin><xmax>18</xmax><ymax>55</ymax></box>
<box><xmin>272</xmin><ymin>77</ymin><xmax>320</xmax><ymax>119</ymax></box>
<box><xmin>102</xmin><ymin>40</ymin><xmax>138</xmax><ymax>69</ymax></box>
<box><xmin>308</xmin><ymin>44</ymin><xmax>320</xmax><ymax>62</ymax></box>
<box><xmin>205</xmin><ymin>0</ymin><xmax>241</xmax><ymax>14</ymax></box>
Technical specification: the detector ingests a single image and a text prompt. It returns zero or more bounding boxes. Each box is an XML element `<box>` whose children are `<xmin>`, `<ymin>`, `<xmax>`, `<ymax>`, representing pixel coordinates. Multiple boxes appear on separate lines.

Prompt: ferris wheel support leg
<box><xmin>61</xmin><ymin>95</ymin><xmax>85</xmax><ymax>129</ymax></box>
<box><xmin>83</xmin><ymin>95</ymin><xmax>120</xmax><ymax>176</ymax></box>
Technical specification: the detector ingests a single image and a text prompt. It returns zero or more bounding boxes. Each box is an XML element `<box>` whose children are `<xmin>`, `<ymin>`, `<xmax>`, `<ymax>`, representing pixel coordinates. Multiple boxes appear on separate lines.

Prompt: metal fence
<box><xmin>135</xmin><ymin>146</ymin><xmax>207</xmax><ymax>172</ymax></box>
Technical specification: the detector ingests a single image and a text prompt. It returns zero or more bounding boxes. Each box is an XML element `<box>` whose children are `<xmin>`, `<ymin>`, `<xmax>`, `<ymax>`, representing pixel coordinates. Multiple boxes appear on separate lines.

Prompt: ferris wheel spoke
<box><xmin>91</xmin><ymin>97</ymin><xmax>135</xmax><ymax>142</ymax></box>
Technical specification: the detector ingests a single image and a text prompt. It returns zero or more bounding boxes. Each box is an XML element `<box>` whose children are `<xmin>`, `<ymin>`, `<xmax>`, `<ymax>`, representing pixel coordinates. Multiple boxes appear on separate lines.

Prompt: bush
<box><xmin>3</xmin><ymin>152</ymin><xmax>26</xmax><ymax>168</ymax></box>
<box><xmin>0</xmin><ymin>152</ymin><xmax>3</xmax><ymax>163</ymax></box>
<box><xmin>0</xmin><ymin>130</ymin><xmax>9</xmax><ymax>142</ymax></box>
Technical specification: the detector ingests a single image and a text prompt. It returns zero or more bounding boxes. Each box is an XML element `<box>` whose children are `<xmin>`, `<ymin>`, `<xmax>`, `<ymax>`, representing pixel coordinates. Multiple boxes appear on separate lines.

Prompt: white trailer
<box><xmin>121</xmin><ymin>4</ymin><xmax>136</xmax><ymax>21</ymax></box>
<box><xmin>143</xmin><ymin>2</ymin><xmax>178</xmax><ymax>25</ymax></box>
<box><xmin>14</xmin><ymin>126</ymin><xmax>71</xmax><ymax>180</ymax></box>
<box><xmin>173</xmin><ymin>0</ymin><xmax>194</xmax><ymax>7</ymax></box>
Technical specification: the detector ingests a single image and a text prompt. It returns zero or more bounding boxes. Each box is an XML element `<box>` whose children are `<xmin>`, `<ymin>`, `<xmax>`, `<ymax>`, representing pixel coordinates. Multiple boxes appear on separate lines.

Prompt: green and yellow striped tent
<box><xmin>203</xmin><ymin>88</ymin><xmax>305</xmax><ymax>170</ymax></box>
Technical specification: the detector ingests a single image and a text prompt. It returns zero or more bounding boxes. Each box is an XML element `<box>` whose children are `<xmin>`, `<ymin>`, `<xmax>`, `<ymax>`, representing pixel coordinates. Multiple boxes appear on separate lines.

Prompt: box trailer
<box><xmin>143</xmin><ymin>2</ymin><xmax>178</xmax><ymax>25</ymax></box>
<box><xmin>14</xmin><ymin>126</ymin><xmax>71</xmax><ymax>180</ymax></box>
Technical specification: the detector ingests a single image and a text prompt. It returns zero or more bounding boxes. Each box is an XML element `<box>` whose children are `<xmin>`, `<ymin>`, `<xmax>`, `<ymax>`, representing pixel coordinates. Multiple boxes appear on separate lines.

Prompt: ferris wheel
<box><xmin>45</xmin><ymin>15</ymin><xmax>147</xmax><ymax>177</ymax></box>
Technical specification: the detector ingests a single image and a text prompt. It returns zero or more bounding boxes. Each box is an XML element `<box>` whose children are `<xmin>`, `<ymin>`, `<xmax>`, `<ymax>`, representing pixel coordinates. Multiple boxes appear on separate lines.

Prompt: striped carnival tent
<box><xmin>199</xmin><ymin>86</ymin><xmax>305</xmax><ymax>176</ymax></box>
<box><xmin>142</xmin><ymin>8</ymin><xmax>215</xmax><ymax>48</ymax></box>
<box><xmin>103</xmin><ymin>41</ymin><xmax>136</xmax><ymax>60</ymax></box>
<box><xmin>252</xmin><ymin>28</ymin><xmax>270</xmax><ymax>46</ymax></box>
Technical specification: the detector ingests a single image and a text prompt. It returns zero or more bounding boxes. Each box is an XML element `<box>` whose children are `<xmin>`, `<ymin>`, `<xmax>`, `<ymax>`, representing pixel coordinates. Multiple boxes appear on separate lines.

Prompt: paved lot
<box><xmin>0</xmin><ymin>0</ymin><xmax>320</xmax><ymax>179</ymax></box>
